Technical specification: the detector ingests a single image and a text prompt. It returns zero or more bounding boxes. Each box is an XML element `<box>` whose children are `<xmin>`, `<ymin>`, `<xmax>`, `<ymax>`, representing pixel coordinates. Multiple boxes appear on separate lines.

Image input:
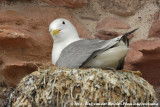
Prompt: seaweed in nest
<box><xmin>2</xmin><ymin>66</ymin><xmax>158</xmax><ymax>107</ymax></box>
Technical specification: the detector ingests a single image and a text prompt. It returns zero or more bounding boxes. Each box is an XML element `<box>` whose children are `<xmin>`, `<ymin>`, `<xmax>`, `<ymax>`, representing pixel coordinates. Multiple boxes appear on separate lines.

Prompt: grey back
<box><xmin>56</xmin><ymin>39</ymin><xmax>119</xmax><ymax>68</ymax></box>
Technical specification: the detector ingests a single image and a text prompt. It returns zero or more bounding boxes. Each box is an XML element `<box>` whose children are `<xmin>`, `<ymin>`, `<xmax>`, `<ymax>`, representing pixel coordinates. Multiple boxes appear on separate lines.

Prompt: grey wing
<box><xmin>56</xmin><ymin>38</ymin><xmax>121</xmax><ymax>68</ymax></box>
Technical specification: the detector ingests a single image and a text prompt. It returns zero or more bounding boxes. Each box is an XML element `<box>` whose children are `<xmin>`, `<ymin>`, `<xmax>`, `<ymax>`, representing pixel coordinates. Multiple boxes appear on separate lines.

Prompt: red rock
<box><xmin>153</xmin><ymin>10</ymin><xmax>160</xmax><ymax>20</ymax></box>
<box><xmin>94</xmin><ymin>30</ymin><xmax>134</xmax><ymax>40</ymax></box>
<box><xmin>1</xmin><ymin>60</ymin><xmax>40</xmax><ymax>87</ymax></box>
<box><xmin>148</xmin><ymin>21</ymin><xmax>160</xmax><ymax>38</ymax></box>
<box><xmin>124</xmin><ymin>39</ymin><xmax>160</xmax><ymax>86</ymax></box>
<box><xmin>125</xmin><ymin>49</ymin><xmax>143</xmax><ymax>64</ymax></box>
<box><xmin>95</xmin><ymin>17</ymin><xmax>133</xmax><ymax>40</ymax></box>
<box><xmin>94</xmin><ymin>30</ymin><xmax>119</xmax><ymax>40</ymax></box>
<box><xmin>80</xmin><ymin>16</ymin><xmax>99</xmax><ymax>21</ymax></box>
<box><xmin>99</xmin><ymin>0</ymin><xmax>146</xmax><ymax>16</ymax></box>
<box><xmin>0</xmin><ymin>4</ymin><xmax>91</xmax><ymax>87</ymax></box>
<box><xmin>41</xmin><ymin>0</ymin><xmax>91</xmax><ymax>8</ymax></box>
<box><xmin>96</xmin><ymin>17</ymin><xmax>130</xmax><ymax>31</ymax></box>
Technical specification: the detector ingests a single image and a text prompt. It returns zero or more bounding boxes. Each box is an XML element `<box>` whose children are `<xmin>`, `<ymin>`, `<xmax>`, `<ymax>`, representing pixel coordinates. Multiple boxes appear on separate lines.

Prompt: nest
<box><xmin>3</xmin><ymin>66</ymin><xmax>157</xmax><ymax>107</ymax></box>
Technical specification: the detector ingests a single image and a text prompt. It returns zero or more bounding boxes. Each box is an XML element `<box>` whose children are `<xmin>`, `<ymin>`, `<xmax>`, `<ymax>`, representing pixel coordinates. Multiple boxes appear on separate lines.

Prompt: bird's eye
<box><xmin>62</xmin><ymin>21</ymin><xmax>65</xmax><ymax>25</ymax></box>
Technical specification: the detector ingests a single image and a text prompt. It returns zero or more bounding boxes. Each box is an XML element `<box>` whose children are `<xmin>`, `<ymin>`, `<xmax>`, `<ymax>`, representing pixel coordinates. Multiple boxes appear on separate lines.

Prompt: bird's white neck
<box><xmin>52</xmin><ymin>36</ymin><xmax>80</xmax><ymax>65</ymax></box>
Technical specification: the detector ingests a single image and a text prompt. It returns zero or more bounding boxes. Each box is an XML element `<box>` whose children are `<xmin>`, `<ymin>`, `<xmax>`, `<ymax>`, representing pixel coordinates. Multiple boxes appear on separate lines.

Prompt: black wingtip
<box><xmin>121</xmin><ymin>28</ymin><xmax>139</xmax><ymax>46</ymax></box>
<box><xmin>124</xmin><ymin>28</ymin><xmax>139</xmax><ymax>37</ymax></box>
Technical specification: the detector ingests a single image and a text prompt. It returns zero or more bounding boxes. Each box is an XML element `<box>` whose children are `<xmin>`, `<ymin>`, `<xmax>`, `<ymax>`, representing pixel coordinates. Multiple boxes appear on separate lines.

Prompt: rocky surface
<box><xmin>2</xmin><ymin>66</ymin><xmax>157</xmax><ymax>107</ymax></box>
<box><xmin>0</xmin><ymin>2</ymin><xmax>92</xmax><ymax>87</ymax></box>
<box><xmin>148</xmin><ymin>21</ymin><xmax>160</xmax><ymax>38</ymax></box>
<box><xmin>41</xmin><ymin>0</ymin><xmax>91</xmax><ymax>8</ymax></box>
<box><xmin>99</xmin><ymin>0</ymin><xmax>146</xmax><ymax>16</ymax></box>
<box><xmin>95</xmin><ymin>17</ymin><xmax>133</xmax><ymax>40</ymax></box>
<box><xmin>96</xmin><ymin>17</ymin><xmax>130</xmax><ymax>31</ymax></box>
<box><xmin>94</xmin><ymin>30</ymin><xmax>134</xmax><ymax>40</ymax></box>
<box><xmin>153</xmin><ymin>9</ymin><xmax>160</xmax><ymax>20</ymax></box>
<box><xmin>0</xmin><ymin>0</ymin><xmax>160</xmax><ymax>105</ymax></box>
<box><xmin>124</xmin><ymin>39</ymin><xmax>160</xmax><ymax>86</ymax></box>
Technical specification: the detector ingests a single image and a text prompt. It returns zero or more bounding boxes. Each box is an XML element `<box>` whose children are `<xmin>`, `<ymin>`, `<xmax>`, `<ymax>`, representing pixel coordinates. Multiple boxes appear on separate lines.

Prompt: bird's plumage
<box><xmin>56</xmin><ymin>37</ymin><xmax>122</xmax><ymax>68</ymax></box>
<box><xmin>49</xmin><ymin>18</ymin><xmax>137</xmax><ymax>70</ymax></box>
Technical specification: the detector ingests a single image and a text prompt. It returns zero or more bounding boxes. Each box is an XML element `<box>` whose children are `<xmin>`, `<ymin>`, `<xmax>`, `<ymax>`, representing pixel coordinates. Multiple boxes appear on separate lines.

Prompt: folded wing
<box><xmin>56</xmin><ymin>37</ymin><xmax>121</xmax><ymax>68</ymax></box>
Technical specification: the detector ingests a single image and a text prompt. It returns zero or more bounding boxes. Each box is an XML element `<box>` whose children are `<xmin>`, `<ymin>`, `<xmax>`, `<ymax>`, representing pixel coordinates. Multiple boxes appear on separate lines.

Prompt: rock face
<box><xmin>124</xmin><ymin>39</ymin><xmax>160</xmax><ymax>86</ymax></box>
<box><xmin>148</xmin><ymin>21</ymin><xmax>160</xmax><ymax>38</ymax></box>
<box><xmin>99</xmin><ymin>0</ymin><xmax>146</xmax><ymax>16</ymax></box>
<box><xmin>94</xmin><ymin>30</ymin><xmax>134</xmax><ymax>40</ymax></box>
<box><xmin>95</xmin><ymin>30</ymin><xmax>120</xmax><ymax>40</ymax></box>
<box><xmin>0</xmin><ymin>0</ymin><xmax>159</xmax><ymax>98</ymax></box>
<box><xmin>2</xmin><ymin>66</ymin><xmax>157</xmax><ymax>107</ymax></box>
<box><xmin>153</xmin><ymin>10</ymin><xmax>160</xmax><ymax>20</ymax></box>
<box><xmin>41</xmin><ymin>0</ymin><xmax>91</xmax><ymax>8</ymax></box>
<box><xmin>0</xmin><ymin>0</ymin><xmax>159</xmax><ymax>104</ymax></box>
<box><xmin>95</xmin><ymin>17</ymin><xmax>133</xmax><ymax>40</ymax></box>
<box><xmin>96</xmin><ymin>17</ymin><xmax>131</xmax><ymax>31</ymax></box>
<box><xmin>0</xmin><ymin>3</ymin><xmax>91</xmax><ymax>87</ymax></box>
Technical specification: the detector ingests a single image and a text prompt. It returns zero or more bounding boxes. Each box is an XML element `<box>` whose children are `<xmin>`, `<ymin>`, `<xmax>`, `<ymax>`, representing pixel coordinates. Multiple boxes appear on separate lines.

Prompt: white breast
<box><xmin>52</xmin><ymin>44</ymin><xmax>62</xmax><ymax>64</ymax></box>
<box><xmin>83</xmin><ymin>41</ymin><xmax>129</xmax><ymax>69</ymax></box>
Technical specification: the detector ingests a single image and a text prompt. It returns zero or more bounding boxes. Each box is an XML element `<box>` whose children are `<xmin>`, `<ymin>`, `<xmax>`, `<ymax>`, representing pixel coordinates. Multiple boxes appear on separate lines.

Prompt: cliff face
<box><xmin>0</xmin><ymin>1</ymin><xmax>92</xmax><ymax>87</ymax></box>
<box><xmin>0</xmin><ymin>0</ymin><xmax>160</xmax><ymax>105</ymax></box>
<box><xmin>0</xmin><ymin>0</ymin><xmax>159</xmax><ymax>88</ymax></box>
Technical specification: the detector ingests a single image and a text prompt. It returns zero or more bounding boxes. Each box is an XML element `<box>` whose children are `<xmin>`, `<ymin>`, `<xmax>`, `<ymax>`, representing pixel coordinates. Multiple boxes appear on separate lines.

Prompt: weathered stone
<box><xmin>96</xmin><ymin>17</ymin><xmax>130</xmax><ymax>31</ymax></box>
<box><xmin>95</xmin><ymin>30</ymin><xmax>120</xmax><ymax>40</ymax></box>
<box><xmin>148</xmin><ymin>21</ymin><xmax>160</xmax><ymax>38</ymax></box>
<box><xmin>0</xmin><ymin>4</ymin><xmax>91</xmax><ymax>87</ymax></box>
<box><xmin>124</xmin><ymin>39</ymin><xmax>160</xmax><ymax>86</ymax></box>
<box><xmin>95</xmin><ymin>17</ymin><xmax>132</xmax><ymax>40</ymax></box>
<box><xmin>153</xmin><ymin>10</ymin><xmax>160</xmax><ymax>20</ymax></box>
<box><xmin>41</xmin><ymin>0</ymin><xmax>91</xmax><ymax>8</ymax></box>
<box><xmin>2</xmin><ymin>66</ymin><xmax>157</xmax><ymax>107</ymax></box>
<box><xmin>95</xmin><ymin>30</ymin><xmax>134</xmax><ymax>40</ymax></box>
<box><xmin>155</xmin><ymin>0</ymin><xmax>160</xmax><ymax>7</ymax></box>
<box><xmin>99</xmin><ymin>0</ymin><xmax>146</xmax><ymax>16</ymax></box>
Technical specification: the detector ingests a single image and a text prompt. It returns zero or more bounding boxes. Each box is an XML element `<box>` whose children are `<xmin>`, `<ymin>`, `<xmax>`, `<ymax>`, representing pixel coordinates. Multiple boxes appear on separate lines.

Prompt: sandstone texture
<box><xmin>99</xmin><ymin>0</ymin><xmax>146</xmax><ymax>16</ymax></box>
<box><xmin>148</xmin><ymin>21</ymin><xmax>160</xmax><ymax>38</ymax></box>
<box><xmin>41</xmin><ymin>0</ymin><xmax>91</xmax><ymax>8</ymax></box>
<box><xmin>95</xmin><ymin>17</ymin><xmax>133</xmax><ymax>40</ymax></box>
<box><xmin>0</xmin><ymin>0</ymin><xmax>160</xmax><ymax>104</ymax></box>
<box><xmin>96</xmin><ymin>17</ymin><xmax>131</xmax><ymax>31</ymax></box>
<box><xmin>124</xmin><ymin>39</ymin><xmax>160</xmax><ymax>86</ymax></box>
<box><xmin>2</xmin><ymin>66</ymin><xmax>157</xmax><ymax>107</ymax></box>
<box><xmin>94</xmin><ymin>30</ymin><xmax>134</xmax><ymax>40</ymax></box>
<box><xmin>153</xmin><ymin>10</ymin><xmax>160</xmax><ymax>20</ymax></box>
<box><xmin>0</xmin><ymin>3</ymin><xmax>91</xmax><ymax>87</ymax></box>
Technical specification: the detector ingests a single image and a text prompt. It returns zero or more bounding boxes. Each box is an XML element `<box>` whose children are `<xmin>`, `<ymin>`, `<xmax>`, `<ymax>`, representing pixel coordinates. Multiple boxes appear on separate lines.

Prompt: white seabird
<box><xmin>49</xmin><ymin>18</ymin><xmax>137</xmax><ymax>70</ymax></box>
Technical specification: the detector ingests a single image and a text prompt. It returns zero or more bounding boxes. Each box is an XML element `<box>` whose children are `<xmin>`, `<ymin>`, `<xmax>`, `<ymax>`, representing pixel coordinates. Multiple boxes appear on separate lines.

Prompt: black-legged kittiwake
<box><xmin>49</xmin><ymin>18</ymin><xmax>137</xmax><ymax>70</ymax></box>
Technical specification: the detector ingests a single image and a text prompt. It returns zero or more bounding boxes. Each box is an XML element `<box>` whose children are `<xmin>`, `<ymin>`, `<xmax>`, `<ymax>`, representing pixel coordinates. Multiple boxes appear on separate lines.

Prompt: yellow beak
<box><xmin>51</xmin><ymin>29</ymin><xmax>61</xmax><ymax>36</ymax></box>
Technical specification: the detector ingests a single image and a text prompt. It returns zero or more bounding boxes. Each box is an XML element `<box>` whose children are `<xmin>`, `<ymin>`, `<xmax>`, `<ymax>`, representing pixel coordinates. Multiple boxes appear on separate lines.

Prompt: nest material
<box><xmin>3</xmin><ymin>66</ymin><xmax>157</xmax><ymax>107</ymax></box>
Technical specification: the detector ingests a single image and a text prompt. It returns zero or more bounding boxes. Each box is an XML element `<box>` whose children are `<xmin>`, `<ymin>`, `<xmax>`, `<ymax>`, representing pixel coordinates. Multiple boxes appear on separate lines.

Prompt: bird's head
<box><xmin>49</xmin><ymin>18</ymin><xmax>79</xmax><ymax>42</ymax></box>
